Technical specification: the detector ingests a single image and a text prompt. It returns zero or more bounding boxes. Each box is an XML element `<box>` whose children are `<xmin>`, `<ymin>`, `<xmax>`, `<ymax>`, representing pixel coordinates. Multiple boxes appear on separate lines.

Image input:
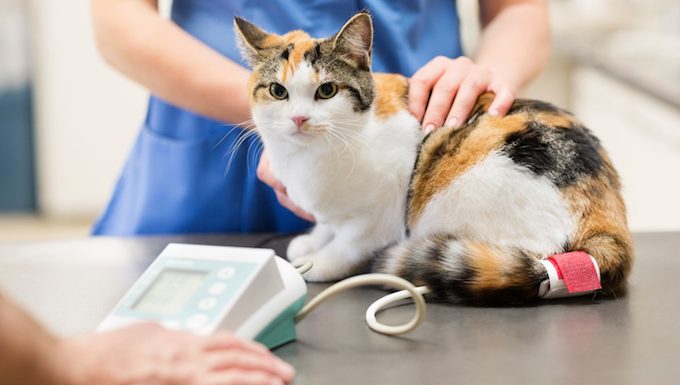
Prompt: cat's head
<box><xmin>234</xmin><ymin>13</ymin><xmax>375</xmax><ymax>147</ymax></box>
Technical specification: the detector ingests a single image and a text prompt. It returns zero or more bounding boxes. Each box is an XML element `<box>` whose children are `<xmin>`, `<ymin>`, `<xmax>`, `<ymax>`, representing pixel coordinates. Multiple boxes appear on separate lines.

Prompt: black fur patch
<box><xmin>416</xmin><ymin>236</ymin><xmax>474</xmax><ymax>302</ymax></box>
<box><xmin>251</xmin><ymin>83</ymin><xmax>268</xmax><ymax>99</ymax></box>
<box><xmin>440</xmin><ymin>263</ymin><xmax>475</xmax><ymax>303</ymax></box>
<box><xmin>560</xmin><ymin>124</ymin><xmax>603</xmax><ymax>178</ymax></box>
<box><xmin>503</xmin><ymin>121</ymin><xmax>603</xmax><ymax>186</ymax></box>
<box><xmin>280</xmin><ymin>44</ymin><xmax>292</xmax><ymax>61</ymax></box>
<box><xmin>344</xmin><ymin>85</ymin><xmax>371</xmax><ymax>111</ymax></box>
<box><xmin>504</xmin><ymin>123</ymin><xmax>556</xmax><ymax>177</ymax></box>
<box><xmin>507</xmin><ymin>99</ymin><xmax>565</xmax><ymax>115</ymax></box>
<box><xmin>304</xmin><ymin>43</ymin><xmax>322</xmax><ymax>65</ymax></box>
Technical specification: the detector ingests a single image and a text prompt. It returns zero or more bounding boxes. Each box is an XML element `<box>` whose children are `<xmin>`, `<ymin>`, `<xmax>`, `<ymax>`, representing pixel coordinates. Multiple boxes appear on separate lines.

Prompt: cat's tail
<box><xmin>371</xmin><ymin>232</ymin><xmax>631</xmax><ymax>305</ymax></box>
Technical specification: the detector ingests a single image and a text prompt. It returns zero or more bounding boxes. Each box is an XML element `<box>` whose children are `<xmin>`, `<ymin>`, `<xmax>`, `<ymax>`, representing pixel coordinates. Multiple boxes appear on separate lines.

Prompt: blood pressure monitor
<box><xmin>99</xmin><ymin>243</ymin><xmax>428</xmax><ymax>349</ymax></box>
<box><xmin>98</xmin><ymin>244</ymin><xmax>307</xmax><ymax>349</ymax></box>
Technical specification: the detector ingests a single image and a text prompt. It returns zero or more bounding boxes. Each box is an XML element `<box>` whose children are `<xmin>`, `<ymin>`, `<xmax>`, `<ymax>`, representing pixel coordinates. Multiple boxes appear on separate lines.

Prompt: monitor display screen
<box><xmin>133</xmin><ymin>269</ymin><xmax>208</xmax><ymax>316</ymax></box>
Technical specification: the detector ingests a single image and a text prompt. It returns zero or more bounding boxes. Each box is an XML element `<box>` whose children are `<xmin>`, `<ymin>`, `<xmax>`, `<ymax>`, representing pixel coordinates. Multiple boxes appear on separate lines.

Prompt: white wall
<box><xmin>0</xmin><ymin>0</ymin><xmax>29</xmax><ymax>90</ymax></box>
<box><xmin>573</xmin><ymin>68</ymin><xmax>680</xmax><ymax>232</ymax></box>
<box><xmin>29</xmin><ymin>0</ymin><xmax>147</xmax><ymax>219</ymax></box>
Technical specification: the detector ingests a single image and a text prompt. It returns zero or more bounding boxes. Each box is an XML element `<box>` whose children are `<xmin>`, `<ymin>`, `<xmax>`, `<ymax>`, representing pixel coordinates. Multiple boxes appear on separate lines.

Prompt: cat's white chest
<box><xmin>269</xmin><ymin>110</ymin><xmax>421</xmax><ymax>228</ymax></box>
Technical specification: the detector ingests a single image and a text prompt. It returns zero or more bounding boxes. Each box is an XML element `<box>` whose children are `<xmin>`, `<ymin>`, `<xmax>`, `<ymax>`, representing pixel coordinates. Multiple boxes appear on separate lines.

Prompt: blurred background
<box><xmin>1</xmin><ymin>0</ymin><xmax>678</xmax><ymax>241</ymax></box>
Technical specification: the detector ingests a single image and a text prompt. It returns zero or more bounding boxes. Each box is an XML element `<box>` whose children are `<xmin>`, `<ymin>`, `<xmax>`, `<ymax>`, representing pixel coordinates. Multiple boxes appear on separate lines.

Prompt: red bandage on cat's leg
<box><xmin>538</xmin><ymin>251</ymin><xmax>602</xmax><ymax>299</ymax></box>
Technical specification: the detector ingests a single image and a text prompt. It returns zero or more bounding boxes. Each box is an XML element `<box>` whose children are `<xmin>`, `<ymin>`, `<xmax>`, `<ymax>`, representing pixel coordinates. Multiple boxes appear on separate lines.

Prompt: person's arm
<box><xmin>0</xmin><ymin>293</ymin><xmax>65</xmax><ymax>385</ymax></box>
<box><xmin>0</xmin><ymin>293</ymin><xmax>294</xmax><ymax>385</ymax></box>
<box><xmin>408</xmin><ymin>0</ymin><xmax>549</xmax><ymax>132</ymax></box>
<box><xmin>91</xmin><ymin>0</ymin><xmax>251</xmax><ymax>124</ymax></box>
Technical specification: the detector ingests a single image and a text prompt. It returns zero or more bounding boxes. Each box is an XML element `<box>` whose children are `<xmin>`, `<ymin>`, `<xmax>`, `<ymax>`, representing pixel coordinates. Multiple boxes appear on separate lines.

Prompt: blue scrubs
<box><xmin>93</xmin><ymin>0</ymin><xmax>463</xmax><ymax>236</ymax></box>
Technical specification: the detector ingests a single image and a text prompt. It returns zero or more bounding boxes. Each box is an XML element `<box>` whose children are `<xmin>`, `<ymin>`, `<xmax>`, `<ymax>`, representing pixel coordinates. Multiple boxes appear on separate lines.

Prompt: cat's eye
<box><xmin>269</xmin><ymin>83</ymin><xmax>288</xmax><ymax>100</ymax></box>
<box><xmin>316</xmin><ymin>82</ymin><xmax>338</xmax><ymax>100</ymax></box>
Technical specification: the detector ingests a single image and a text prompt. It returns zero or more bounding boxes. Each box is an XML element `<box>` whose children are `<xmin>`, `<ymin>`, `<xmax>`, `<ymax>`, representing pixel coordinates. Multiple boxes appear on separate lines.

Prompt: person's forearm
<box><xmin>0</xmin><ymin>294</ymin><xmax>73</xmax><ymax>385</ymax></box>
<box><xmin>474</xmin><ymin>0</ymin><xmax>550</xmax><ymax>91</ymax></box>
<box><xmin>91</xmin><ymin>0</ymin><xmax>251</xmax><ymax>124</ymax></box>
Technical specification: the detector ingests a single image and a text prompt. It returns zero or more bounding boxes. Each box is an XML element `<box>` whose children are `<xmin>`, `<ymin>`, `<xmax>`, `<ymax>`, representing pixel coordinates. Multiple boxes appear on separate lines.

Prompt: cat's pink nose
<box><xmin>291</xmin><ymin>115</ymin><xmax>310</xmax><ymax>128</ymax></box>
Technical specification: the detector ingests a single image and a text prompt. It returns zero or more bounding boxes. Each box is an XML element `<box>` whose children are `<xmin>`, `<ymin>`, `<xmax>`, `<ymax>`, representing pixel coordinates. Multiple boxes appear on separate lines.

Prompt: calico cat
<box><xmin>234</xmin><ymin>13</ymin><xmax>632</xmax><ymax>305</ymax></box>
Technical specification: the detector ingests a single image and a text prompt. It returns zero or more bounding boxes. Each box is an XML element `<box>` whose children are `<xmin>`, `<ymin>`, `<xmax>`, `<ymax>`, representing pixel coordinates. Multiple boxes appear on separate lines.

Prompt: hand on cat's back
<box><xmin>408</xmin><ymin>56</ymin><xmax>516</xmax><ymax>134</ymax></box>
<box><xmin>257</xmin><ymin>150</ymin><xmax>316</xmax><ymax>222</ymax></box>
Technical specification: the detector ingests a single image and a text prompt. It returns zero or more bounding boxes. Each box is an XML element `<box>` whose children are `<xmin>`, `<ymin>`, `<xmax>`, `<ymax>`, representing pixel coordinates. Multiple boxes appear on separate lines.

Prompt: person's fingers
<box><xmin>206</xmin><ymin>351</ymin><xmax>294</xmax><ymax>381</ymax></box>
<box><xmin>445</xmin><ymin>70</ymin><xmax>491</xmax><ymax>129</ymax></box>
<box><xmin>275</xmin><ymin>190</ymin><xmax>315</xmax><ymax>222</ymax></box>
<box><xmin>487</xmin><ymin>84</ymin><xmax>515</xmax><ymax>117</ymax></box>
<box><xmin>420</xmin><ymin>69</ymin><xmax>467</xmax><ymax>133</ymax></box>
<box><xmin>202</xmin><ymin>333</ymin><xmax>270</xmax><ymax>355</ymax></box>
<box><xmin>407</xmin><ymin>56</ymin><xmax>449</xmax><ymax>122</ymax></box>
<box><xmin>257</xmin><ymin>151</ymin><xmax>286</xmax><ymax>192</ymax></box>
<box><xmin>206</xmin><ymin>369</ymin><xmax>287</xmax><ymax>385</ymax></box>
<box><xmin>123</xmin><ymin>322</ymin><xmax>165</xmax><ymax>335</ymax></box>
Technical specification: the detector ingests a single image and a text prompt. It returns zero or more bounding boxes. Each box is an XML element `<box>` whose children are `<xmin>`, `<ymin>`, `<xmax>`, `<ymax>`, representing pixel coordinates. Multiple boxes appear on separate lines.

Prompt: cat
<box><xmin>234</xmin><ymin>13</ymin><xmax>632</xmax><ymax>305</ymax></box>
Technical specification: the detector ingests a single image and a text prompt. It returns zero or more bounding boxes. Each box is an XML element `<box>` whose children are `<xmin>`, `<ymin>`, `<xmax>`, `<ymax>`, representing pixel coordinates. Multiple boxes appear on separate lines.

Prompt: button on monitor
<box><xmin>217</xmin><ymin>267</ymin><xmax>235</xmax><ymax>280</ymax></box>
<box><xmin>197</xmin><ymin>297</ymin><xmax>218</xmax><ymax>311</ymax></box>
<box><xmin>208</xmin><ymin>282</ymin><xmax>227</xmax><ymax>295</ymax></box>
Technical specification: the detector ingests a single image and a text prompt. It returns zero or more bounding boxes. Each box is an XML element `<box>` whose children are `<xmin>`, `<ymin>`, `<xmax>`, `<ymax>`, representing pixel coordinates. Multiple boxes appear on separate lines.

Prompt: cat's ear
<box><xmin>332</xmin><ymin>12</ymin><xmax>373</xmax><ymax>70</ymax></box>
<box><xmin>234</xmin><ymin>16</ymin><xmax>276</xmax><ymax>65</ymax></box>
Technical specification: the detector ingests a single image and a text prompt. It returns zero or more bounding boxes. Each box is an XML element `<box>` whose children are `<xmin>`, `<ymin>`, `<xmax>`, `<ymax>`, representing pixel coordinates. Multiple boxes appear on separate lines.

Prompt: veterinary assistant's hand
<box><xmin>258</xmin><ymin>150</ymin><xmax>315</xmax><ymax>222</ymax></box>
<box><xmin>408</xmin><ymin>56</ymin><xmax>517</xmax><ymax>134</ymax></box>
<box><xmin>60</xmin><ymin>323</ymin><xmax>295</xmax><ymax>385</ymax></box>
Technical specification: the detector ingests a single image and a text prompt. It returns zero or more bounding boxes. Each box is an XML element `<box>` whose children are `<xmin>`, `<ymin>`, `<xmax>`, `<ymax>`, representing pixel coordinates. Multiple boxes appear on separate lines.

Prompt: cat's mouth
<box><xmin>291</xmin><ymin>129</ymin><xmax>313</xmax><ymax>137</ymax></box>
<box><xmin>292</xmin><ymin>124</ymin><xmax>325</xmax><ymax>137</ymax></box>
<box><xmin>280</xmin><ymin>123</ymin><xmax>331</xmax><ymax>143</ymax></box>
<box><xmin>286</xmin><ymin>127</ymin><xmax>316</xmax><ymax>143</ymax></box>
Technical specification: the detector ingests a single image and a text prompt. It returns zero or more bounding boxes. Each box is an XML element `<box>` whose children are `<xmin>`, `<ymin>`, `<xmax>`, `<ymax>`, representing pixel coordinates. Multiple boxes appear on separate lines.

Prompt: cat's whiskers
<box><xmin>324</xmin><ymin>126</ymin><xmax>357</xmax><ymax>178</ymax></box>
<box><xmin>325</xmin><ymin>121</ymin><xmax>378</xmax><ymax>178</ymax></box>
<box><xmin>214</xmin><ymin>119</ymin><xmax>257</xmax><ymax>150</ymax></box>
<box><xmin>328</xmin><ymin>122</ymin><xmax>375</xmax><ymax>158</ymax></box>
<box><xmin>247</xmin><ymin>137</ymin><xmax>266</xmax><ymax>174</ymax></box>
<box><xmin>324</xmin><ymin>124</ymin><xmax>348</xmax><ymax>158</ymax></box>
<box><xmin>325</xmin><ymin>126</ymin><xmax>351</xmax><ymax>157</ymax></box>
<box><xmin>225</xmin><ymin>126</ymin><xmax>259</xmax><ymax>160</ymax></box>
<box><xmin>323</xmin><ymin>130</ymin><xmax>342</xmax><ymax>159</ymax></box>
<box><xmin>223</xmin><ymin>125</ymin><xmax>263</xmax><ymax>175</ymax></box>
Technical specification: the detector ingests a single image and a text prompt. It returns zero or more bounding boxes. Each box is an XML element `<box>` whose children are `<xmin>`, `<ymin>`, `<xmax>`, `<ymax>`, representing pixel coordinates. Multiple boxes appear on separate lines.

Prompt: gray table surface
<box><xmin>0</xmin><ymin>232</ymin><xmax>678</xmax><ymax>385</ymax></box>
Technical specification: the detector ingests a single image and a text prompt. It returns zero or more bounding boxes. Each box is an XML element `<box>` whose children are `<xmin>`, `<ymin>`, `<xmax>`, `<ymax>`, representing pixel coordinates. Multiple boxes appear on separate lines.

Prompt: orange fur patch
<box><xmin>278</xmin><ymin>32</ymin><xmax>317</xmax><ymax>82</ymax></box>
<box><xmin>561</xmin><ymin>151</ymin><xmax>633</xmax><ymax>290</ymax></box>
<box><xmin>373</xmin><ymin>73</ymin><xmax>408</xmax><ymax>119</ymax></box>
<box><xmin>533</xmin><ymin>112</ymin><xmax>577</xmax><ymax>128</ymax></box>
<box><xmin>468</xmin><ymin>243</ymin><xmax>504</xmax><ymax>290</ymax></box>
<box><xmin>248</xmin><ymin>72</ymin><xmax>261</xmax><ymax>103</ymax></box>
<box><xmin>474</xmin><ymin>92</ymin><xmax>495</xmax><ymax>112</ymax></box>
<box><xmin>257</xmin><ymin>32</ymin><xmax>289</xmax><ymax>49</ymax></box>
<box><xmin>467</xmin><ymin>242</ymin><xmax>530</xmax><ymax>291</ymax></box>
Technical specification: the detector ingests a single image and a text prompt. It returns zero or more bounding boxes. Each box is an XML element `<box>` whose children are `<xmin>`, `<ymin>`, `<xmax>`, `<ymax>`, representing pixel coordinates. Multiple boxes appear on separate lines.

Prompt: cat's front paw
<box><xmin>300</xmin><ymin>251</ymin><xmax>351</xmax><ymax>282</ymax></box>
<box><xmin>286</xmin><ymin>234</ymin><xmax>317</xmax><ymax>261</ymax></box>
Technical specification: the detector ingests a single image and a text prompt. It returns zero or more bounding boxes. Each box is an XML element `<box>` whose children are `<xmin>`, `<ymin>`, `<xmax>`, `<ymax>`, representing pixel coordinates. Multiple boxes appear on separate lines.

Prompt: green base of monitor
<box><xmin>255</xmin><ymin>295</ymin><xmax>307</xmax><ymax>349</ymax></box>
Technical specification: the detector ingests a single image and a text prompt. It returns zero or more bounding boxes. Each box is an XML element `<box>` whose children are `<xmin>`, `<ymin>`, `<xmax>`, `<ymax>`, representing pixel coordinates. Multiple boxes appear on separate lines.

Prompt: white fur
<box><xmin>253</xmin><ymin>62</ymin><xmax>421</xmax><ymax>281</ymax></box>
<box><xmin>411</xmin><ymin>151</ymin><xmax>575</xmax><ymax>255</ymax></box>
<box><xmin>440</xmin><ymin>241</ymin><xmax>467</xmax><ymax>275</ymax></box>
